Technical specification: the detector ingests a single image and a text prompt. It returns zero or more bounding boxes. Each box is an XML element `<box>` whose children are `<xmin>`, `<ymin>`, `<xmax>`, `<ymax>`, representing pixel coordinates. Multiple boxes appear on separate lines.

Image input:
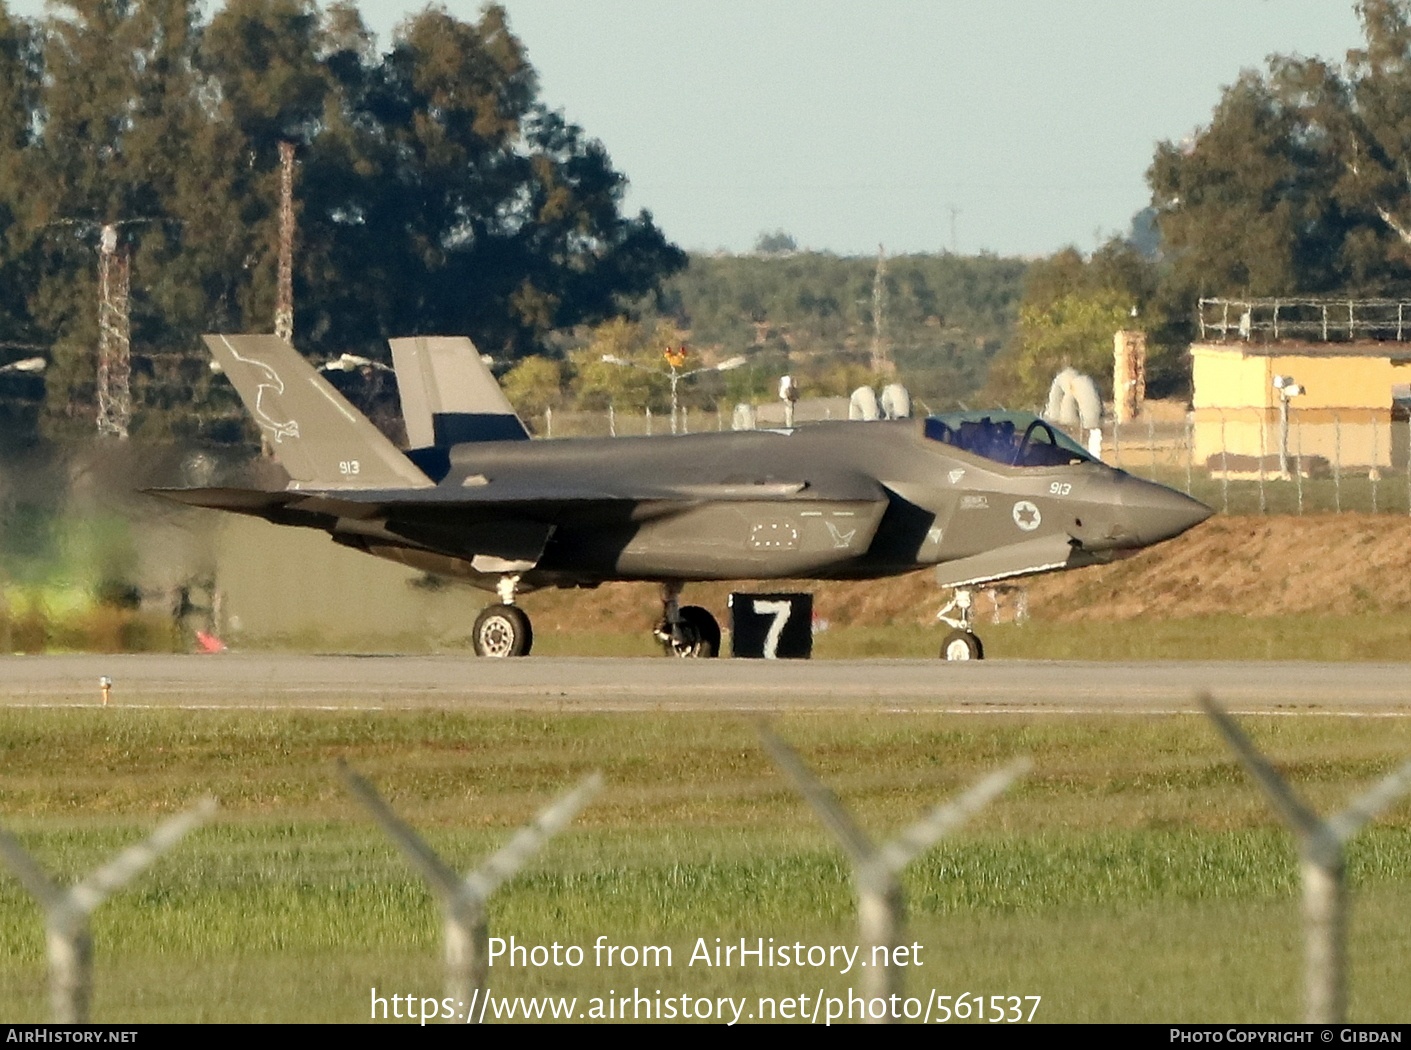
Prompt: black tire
<box><xmin>473</xmin><ymin>605</ymin><xmax>533</xmax><ymax>657</ymax></box>
<box><xmin>940</xmin><ymin>629</ymin><xmax>983</xmax><ymax>661</ymax></box>
<box><xmin>662</xmin><ymin>605</ymin><xmax>720</xmax><ymax>658</ymax></box>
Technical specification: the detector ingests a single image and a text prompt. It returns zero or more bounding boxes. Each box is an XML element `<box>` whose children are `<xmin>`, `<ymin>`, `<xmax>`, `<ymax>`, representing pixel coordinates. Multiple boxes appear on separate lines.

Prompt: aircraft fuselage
<box><xmin>338</xmin><ymin>419</ymin><xmax>1208</xmax><ymax>593</ymax></box>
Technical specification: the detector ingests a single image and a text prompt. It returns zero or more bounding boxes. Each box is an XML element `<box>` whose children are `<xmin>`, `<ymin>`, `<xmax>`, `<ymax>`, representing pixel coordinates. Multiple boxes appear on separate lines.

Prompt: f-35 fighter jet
<box><xmin>153</xmin><ymin>334</ymin><xmax>1210</xmax><ymax>660</ymax></box>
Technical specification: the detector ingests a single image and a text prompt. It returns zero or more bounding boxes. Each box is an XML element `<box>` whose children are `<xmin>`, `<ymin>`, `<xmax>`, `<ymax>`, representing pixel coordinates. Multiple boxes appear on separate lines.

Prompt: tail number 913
<box><xmin>1048</xmin><ymin>482</ymin><xmax>1071</xmax><ymax>497</ymax></box>
<box><xmin>339</xmin><ymin>460</ymin><xmax>361</xmax><ymax>476</ymax></box>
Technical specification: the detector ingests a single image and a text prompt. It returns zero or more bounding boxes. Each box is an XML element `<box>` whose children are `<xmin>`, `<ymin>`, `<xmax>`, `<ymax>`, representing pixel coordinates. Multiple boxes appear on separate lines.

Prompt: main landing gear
<box><xmin>936</xmin><ymin>587</ymin><xmax>984</xmax><ymax>661</ymax></box>
<box><xmin>473</xmin><ymin>575</ymin><xmax>533</xmax><ymax>658</ymax></box>
<box><xmin>652</xmin><ymin>582</ymin><xmax>720</xmax><ymax>658</ymax></box>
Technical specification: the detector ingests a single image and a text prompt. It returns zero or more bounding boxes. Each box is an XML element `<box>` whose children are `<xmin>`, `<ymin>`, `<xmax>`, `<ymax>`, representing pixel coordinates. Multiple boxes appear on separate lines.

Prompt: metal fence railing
<box><xmin>1198</xmin><ymin>297</ymin><xmax>1411</xmax><ymax>343</ymax></box>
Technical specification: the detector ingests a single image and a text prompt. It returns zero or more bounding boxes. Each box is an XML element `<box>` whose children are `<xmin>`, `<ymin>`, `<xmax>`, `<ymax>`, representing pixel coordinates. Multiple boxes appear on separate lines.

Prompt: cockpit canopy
<box><xmin>923</xmin><ymin>411</ymin><xmax>1093</xmax><ymax>468</ymax></box>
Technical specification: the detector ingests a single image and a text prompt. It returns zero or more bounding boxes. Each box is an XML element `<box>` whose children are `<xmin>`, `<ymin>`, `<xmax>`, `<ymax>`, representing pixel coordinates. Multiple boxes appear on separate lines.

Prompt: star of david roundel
<box><xmin>1012</xmin><ymin>500</ymin><xmax>1041</xmax><ymax>531</ymax></box>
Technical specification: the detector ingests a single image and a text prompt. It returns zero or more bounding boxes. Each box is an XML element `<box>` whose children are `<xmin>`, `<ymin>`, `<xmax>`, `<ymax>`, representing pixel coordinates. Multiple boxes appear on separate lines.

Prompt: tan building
<box><xmin>1191</xmin><ymin>341</ymin><xmax>1411</xmax><ymax>471</ymax></box>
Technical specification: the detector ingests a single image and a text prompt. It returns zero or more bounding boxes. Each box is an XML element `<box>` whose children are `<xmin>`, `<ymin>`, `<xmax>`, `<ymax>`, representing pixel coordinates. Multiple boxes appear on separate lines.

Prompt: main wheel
<box><xmin>473</xmin><ymin>604</ymin><xmax>533</xmax><ymax>657</ymax></box>
<box><xmin>940</xmin><ymin>628</ymin><xmax>983</xmax><ymax>661</ymax></box>
<box><xmin>660</xmin><ymin>605</ymin><xmax>721</xmax><ymax>658</ymax></box>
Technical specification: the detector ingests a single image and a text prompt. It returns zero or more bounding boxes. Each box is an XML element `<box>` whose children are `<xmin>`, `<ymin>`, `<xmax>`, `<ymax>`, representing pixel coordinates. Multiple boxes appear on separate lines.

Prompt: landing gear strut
<box><xmin>652</xmin><ymin>583</ymin><xmax>720</xmax><ymax>658</ymax></box>
<box><xmin>473</xmin><ymin>575</ymin><xmax>533</xmax><ymax>658</ymax></box>
<box><xmin>936</xmin><ymin>587</ymin><xmax>984</xmax><ymax>661</ymax></box>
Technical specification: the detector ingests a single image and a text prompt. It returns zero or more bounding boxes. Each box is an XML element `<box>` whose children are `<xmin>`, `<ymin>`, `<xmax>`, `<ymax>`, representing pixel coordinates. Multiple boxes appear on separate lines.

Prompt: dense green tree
<box><xmin>1148</xmin><ymin>71</ymin><xmax>1348</xmax><ymax>299</ymax></box>
<box><xmin>981</xmin><ymin>241</ymin><xmax>1187</xmax><ymax>409</ymax></box>
<box><xmin>1148</xmin><ymin>1</ymin><xmax>1411</xmax><ymax>302</ymax></box>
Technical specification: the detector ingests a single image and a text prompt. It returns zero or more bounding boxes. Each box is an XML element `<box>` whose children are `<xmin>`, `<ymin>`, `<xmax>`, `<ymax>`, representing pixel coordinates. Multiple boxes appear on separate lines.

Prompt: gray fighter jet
<box><xmin>154</xmin><ymin>334</ymin><xmax>1211</xmax><ymax>660</ymax></box>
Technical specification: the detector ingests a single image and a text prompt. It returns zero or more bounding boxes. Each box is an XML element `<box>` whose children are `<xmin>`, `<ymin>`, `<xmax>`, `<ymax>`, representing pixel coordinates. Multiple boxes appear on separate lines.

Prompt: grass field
<box><xmin>1</xmin><ymin>708</ymin><xmax>1410</xmax><ymax>1023</ymax></box>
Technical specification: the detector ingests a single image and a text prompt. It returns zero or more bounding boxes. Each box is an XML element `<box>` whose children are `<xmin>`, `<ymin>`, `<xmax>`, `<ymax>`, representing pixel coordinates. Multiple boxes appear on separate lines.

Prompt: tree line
<box><xmin>0</xmin><ymin>0</ymin><xmax>682</xmax><ymax>440</ymax></box>
<box><xmin>6</xmin><ymin>1</ymin><xmax>1411</xmax><ymax>443</ymax></box>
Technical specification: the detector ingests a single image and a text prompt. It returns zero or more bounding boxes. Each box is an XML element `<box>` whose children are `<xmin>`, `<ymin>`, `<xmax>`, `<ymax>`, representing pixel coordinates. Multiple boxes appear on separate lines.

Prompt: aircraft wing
<box><xmin>152</xmin><ymin>472</ymin><xmax>886</xmax><ymax>520</ymax></box>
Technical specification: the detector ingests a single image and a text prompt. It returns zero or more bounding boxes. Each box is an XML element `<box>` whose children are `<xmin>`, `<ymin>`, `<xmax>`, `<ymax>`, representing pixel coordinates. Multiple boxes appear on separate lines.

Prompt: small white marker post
<box><xmin>1200</xmin><ymin>694</ymin><xmax>1411</xmax><ymax>1023</ymax></box>
<box><xmin>339</xmin><ymin>762</ymin><xmax>602</xmax><ymax>1022</ymax></box>
<box><xmin>0</xmin><ymin>798</ymin><xmax>217</xmax><ymax>1023</ymax></box>
<box><xmin>759</xmin><ymin>725</ymin><xmax>1028</xmax><ymax>1018</ymax></box>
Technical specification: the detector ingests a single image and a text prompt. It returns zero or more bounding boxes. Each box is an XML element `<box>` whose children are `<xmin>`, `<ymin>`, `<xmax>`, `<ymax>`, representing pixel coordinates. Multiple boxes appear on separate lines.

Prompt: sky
<box><xmin>11</xmin><ymin>0</ymin><xmax>1373</xmax><ymax>258</ymax></box>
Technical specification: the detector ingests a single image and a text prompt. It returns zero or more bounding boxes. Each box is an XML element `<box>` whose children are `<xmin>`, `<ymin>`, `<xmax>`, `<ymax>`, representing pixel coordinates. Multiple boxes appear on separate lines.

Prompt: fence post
<box><xmin>545</xmin><ymin>406</ymin><xmax>553</xmax><ymax>439</ymax></box>
<box><xmin>1294</xmin><ymin>418</ymin><xmax>1304</xmax><ymax>515</ymax></box>
<box><xmin>645</xmin><ymin>406</ymin><xmax>652</xmax><ymax>436</ymax></box>
<box><xmin>1371</xmin><ymin>416</ymin><xmax>1380</xmax><ymax>513</ymax></box>
<box><xmin>1334</xmin><ymin>414</ymin><xmax>1342</xmax><ymax>513</ymax></box>
<box><xmin>1257</xmin><ymin>412</ymin><xmax>1268</xmax><ymax>514</ymax></box>
<box><xmin>758</xmin><ymin>726</ymin><xmax>1027</xmax><ymax>1019</ymax></box>
<box><xmin>1185</xmin><ymin>415</ymin><xmax>1193</xmax><ymax>495</ymax></box>
<box><xmin>0</xmin><ymin>798</ymin><xmax>216</xmax><ymax>1023</ymax></box>
<box><xmin>608</xmin><ymin>403</ymin><xmax>616</xmax><ymax>438</ymax></box>
<box><xmin>1220</xmin><ymin>412</ymin><xmax>1230</xmax><ymax>514</ymax></box>
<box><xmin>339</xmin><ymin>763</ymin><xmax>601</xmax><ymax>1022</ymax></box>
<box><xmin>1200</xmin><ymin>695</ymin><xmax>1411</xmax><ymax>1024</ymax></box>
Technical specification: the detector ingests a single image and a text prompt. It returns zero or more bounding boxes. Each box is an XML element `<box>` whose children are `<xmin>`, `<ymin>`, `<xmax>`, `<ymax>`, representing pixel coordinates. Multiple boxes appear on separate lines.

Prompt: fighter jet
<box><xmin>153</xmin><ymin>334</ymin><xmax>1211</xmax><ymax>660</ymax></box>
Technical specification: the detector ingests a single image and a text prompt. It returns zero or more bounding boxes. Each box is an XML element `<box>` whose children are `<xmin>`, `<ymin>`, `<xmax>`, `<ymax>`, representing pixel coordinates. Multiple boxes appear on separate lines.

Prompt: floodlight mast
<box><xmin>600</xmin><ymin>350</ymin><xmax>747</xmax><ymax>434</ymax></box>
<box><xmin>1273</xmin><ymin>375</ymin><xmax>1304</xmax><ymax>479</ymax></box>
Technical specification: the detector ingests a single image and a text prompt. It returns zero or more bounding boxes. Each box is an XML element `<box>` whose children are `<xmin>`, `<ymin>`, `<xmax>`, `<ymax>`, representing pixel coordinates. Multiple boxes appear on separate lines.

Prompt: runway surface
<box><xmin>1</xmin><ymin>653</ymin><xmax>1409</xmax><ymax>714</ymax></box>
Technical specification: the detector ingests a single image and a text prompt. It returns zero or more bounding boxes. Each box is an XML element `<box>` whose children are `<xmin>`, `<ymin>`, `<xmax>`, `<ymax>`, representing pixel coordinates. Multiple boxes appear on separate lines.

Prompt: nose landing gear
<box><xmin>936</xmin><ymin>587</ymin><xmax>984</xmax><ymax>661</ymax></box>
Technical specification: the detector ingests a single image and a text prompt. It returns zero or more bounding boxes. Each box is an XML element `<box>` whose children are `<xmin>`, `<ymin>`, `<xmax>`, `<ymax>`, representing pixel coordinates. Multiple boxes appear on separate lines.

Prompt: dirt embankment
<box><xmin>1023</xmin><ymin>513</ymin><xmax>1411</xmax><ymax>621</ymax></box>
<box><xmin>519</xmin><ymin>515</ymin><xmax>1411</xmax><ymax>630</ymax></box>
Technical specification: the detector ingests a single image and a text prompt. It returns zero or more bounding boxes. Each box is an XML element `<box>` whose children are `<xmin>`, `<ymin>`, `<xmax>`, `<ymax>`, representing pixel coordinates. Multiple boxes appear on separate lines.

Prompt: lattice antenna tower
<box><xmin>274</xmin><ymin>141</ymin><xmax>296</xmax><ymax>342</ymax></box>
<box><xmin>870</xmin><ymin>243</ymin><xmax>895</xmax><ymax>376</ymax></box>
<box><xmin>96</xmin><ymin>223</ymin><xmax>132</xmax><ymax>437</ymax></box>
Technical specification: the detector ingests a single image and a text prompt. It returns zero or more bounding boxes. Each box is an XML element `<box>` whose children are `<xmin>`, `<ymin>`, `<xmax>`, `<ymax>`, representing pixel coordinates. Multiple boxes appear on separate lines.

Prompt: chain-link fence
<box><xmin>1102</xmin><ymin>409</ymin><xmax>1411</xmax><ymax>516</ymax></box>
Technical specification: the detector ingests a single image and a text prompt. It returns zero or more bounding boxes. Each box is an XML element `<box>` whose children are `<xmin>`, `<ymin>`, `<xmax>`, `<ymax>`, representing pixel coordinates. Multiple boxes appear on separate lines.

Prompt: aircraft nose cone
<box><xmin>1122</xmin><ymin>478</ymin><xmax>1213</xmax><ymax>546</ymax></box>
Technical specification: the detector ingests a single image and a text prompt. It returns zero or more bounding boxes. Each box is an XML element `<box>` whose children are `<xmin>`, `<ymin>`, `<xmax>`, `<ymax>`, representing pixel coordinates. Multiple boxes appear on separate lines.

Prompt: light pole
<box><xmin>1273</xmin><ymin>374</ymin><xmax>1304</xmax><ymax>479</ymax></box>
<box><xmin>0</xmin><ymin>357</ymin><xmax>45</xmax><ymax>375</ymax></box>
<box><xmin>320</xmin><ymin>353</ymin><xmax>394</xmax><ymax>374</ymax></box>
<box><xmin>600</xmin><ymin>349</ymin><xmax>747</xmax><ymax>434</ymax></box>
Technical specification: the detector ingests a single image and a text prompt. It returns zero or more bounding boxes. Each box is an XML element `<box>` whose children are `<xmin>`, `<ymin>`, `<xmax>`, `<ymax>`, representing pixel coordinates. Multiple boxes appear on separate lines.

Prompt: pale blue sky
<box><xmin>13</xmin><ymin>1</ymin><xmax>1372</xmax><ymax>257</ymax></box>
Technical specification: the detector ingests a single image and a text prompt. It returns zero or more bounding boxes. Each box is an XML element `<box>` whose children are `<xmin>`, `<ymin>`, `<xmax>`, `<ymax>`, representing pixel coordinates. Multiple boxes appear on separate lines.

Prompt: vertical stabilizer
<box><xmin>389</xmin><ymin>336</ymin><xmax>530</xmax><ymax>446</ymax></box>
<box><xmin>204</xmin><ymin>334</ymin><xmax>433</xmax><ymax>491</ymax></box>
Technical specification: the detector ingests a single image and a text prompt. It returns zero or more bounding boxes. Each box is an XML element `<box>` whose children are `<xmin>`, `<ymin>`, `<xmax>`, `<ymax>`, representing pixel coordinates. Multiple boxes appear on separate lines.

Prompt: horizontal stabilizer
<box><xmin>389</xmin><ymin>336</ymin><xmax>530</xmax><ymax>446</ymax></box>
<box><xmin>146</xmin><ymin>486</ymin><xmax>295</xmax><ymax>513</ymax></box>
<box><xmin>204</xmin><ymin>334</ymin><xmax>433</xmax><ymax>491</ymax></box>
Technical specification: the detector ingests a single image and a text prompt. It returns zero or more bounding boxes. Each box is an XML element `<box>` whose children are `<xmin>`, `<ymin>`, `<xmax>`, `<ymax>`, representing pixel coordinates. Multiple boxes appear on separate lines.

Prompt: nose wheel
<box><xmin>940</xmin><ymin>628</ymin><xmax>983</xmax><ymax>661</ymax></box>
<box><xmin>936</xmin><ymin>587</ymin><xmax>985</xmax><ymax>661</ymax></box>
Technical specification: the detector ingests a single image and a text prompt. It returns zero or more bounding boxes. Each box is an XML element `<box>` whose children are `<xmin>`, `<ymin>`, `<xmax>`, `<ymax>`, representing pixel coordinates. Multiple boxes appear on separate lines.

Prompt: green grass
<box><xmin>1</xmin><ymin>710</ymin><xmax>1410</xmax><ymax>1022</ymax></box>
<box><xmin>810</xmin><ymin>614</ymin><xmax>1411</xmax><ymax>661</ymax></box>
